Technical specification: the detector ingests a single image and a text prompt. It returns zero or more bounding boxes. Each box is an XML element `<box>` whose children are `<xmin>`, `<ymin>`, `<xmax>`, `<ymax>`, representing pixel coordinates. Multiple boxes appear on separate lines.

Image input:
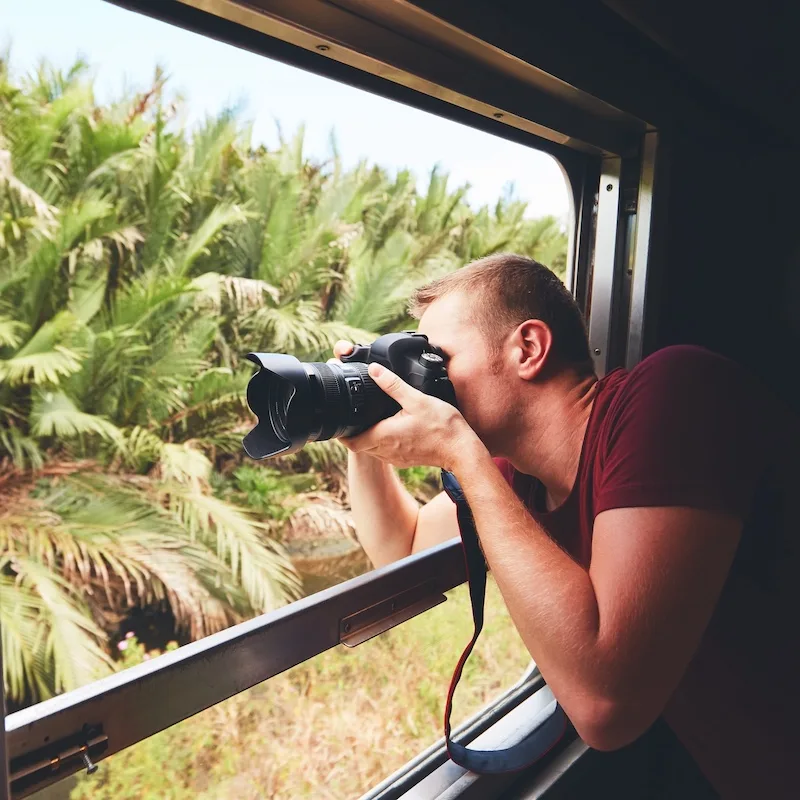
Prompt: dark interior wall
<box><xmin>601</xmin><ymin>0</ymin><xmax>800</xmax><ymax>141</ymax></box>
<box><xmin>649</xmin><ymin>134</ymin><xmax>800</xmax><ymax>411</ymax></box>
<box><xmin>413</xmin><ymin>0</ymin><xmax>800</xmax><ymax>411</ymax></box>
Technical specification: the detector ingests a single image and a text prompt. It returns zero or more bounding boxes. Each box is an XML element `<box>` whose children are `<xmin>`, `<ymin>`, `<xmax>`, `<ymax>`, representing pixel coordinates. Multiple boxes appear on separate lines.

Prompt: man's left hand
<box><xmin>341</xmin><ymin>363</ymin><xmax>484</xmax><ymax>472</ymax></box>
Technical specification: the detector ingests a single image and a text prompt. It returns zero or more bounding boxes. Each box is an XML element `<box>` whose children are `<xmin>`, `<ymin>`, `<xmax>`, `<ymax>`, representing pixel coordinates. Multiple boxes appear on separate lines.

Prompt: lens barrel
<box><xmin>242</xmin><ymin>354</ymin><xmax>398</xmax><ymax>460</ymax></box>
<box><xmin>305</xmin><ymin>361</ymin><xmax>396</xmax><ymax>442</ymax></box>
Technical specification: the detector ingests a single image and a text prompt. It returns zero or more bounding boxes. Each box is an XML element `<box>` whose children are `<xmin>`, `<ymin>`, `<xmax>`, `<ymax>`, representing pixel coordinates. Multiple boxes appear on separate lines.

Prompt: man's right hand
<box><xmin>329</xmin><ymin>340</ymin><xmax>459</xmax><ymax>567</ymax></box>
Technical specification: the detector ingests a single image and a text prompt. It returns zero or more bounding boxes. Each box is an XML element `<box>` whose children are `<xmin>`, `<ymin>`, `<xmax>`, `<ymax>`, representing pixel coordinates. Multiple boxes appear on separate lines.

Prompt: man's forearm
<box><xmin>452</xmin><ymin>440</ymin><xmax>607</xmax><ymax>725</ymax></box>
<box><xmin>348</xmin><ymin>452</ymin><xmax>419</xmax><ymax>568</ymax></box>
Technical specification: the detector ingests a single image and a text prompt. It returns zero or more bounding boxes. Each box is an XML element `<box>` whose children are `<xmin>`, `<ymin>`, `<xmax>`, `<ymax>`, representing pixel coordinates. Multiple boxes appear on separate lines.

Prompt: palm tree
<box><xmin>0</xmin><ymin>55</ymin><xmax>567</xmax><ymax>706</ymax></box>
<box><xmin>0</xmin><ymin>60</ymin><xmax>301</xmax><ymax>704</ymax></box>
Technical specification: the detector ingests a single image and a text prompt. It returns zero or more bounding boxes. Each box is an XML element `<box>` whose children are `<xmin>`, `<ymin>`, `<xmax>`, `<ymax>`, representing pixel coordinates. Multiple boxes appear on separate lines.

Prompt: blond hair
<box><xmin>409</xmin><ymin>253</ymin><xmax>594</xmax><ymax>376</ymax></box>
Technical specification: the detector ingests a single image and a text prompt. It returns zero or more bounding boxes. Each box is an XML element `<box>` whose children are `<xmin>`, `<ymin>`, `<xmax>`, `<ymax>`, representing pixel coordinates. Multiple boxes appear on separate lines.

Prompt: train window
<box><xmin>26</xmin><ymin>580</ymin><xmax>526</xmax><ymax>799</ymax></box>
<box><xmin>0</xmin><ymin>1</ymin><xmax>592</xmax><ymax>796</ymax></box>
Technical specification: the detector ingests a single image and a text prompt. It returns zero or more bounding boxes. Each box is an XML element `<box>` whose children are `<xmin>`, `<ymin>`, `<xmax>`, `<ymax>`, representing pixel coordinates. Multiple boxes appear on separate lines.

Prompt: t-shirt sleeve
<box><xmin>595</xmin><ymin>347</ymin><xmax>772</xmax><ymax>519</ymax></box>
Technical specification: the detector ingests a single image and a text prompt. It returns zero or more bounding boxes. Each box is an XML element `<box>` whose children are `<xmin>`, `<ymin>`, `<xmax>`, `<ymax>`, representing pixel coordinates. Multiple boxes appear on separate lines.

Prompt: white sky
<box><xmin>1</xmin><ymin>0</ymin><xmax>570</xmax><ymax>219</ymax></box>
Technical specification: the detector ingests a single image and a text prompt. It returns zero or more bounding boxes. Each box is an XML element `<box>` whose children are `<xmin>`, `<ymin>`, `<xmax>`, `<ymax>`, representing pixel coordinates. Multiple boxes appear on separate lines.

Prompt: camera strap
<box><xmin>439</xmin><ymin>469</ymin><xmax>569</xmax><ymax>774</ymax></box>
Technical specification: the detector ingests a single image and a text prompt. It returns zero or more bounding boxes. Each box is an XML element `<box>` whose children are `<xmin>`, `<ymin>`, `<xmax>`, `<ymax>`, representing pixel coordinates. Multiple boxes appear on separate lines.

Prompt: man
<box><xmin>332</xmin><ymin>253</ymin><xmax>798</xmax><ymax>800</ymax></box>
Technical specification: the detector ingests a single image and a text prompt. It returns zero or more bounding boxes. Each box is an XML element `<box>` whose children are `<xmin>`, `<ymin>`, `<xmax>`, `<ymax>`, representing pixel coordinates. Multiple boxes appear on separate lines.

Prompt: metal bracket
<box><xmin>623</xmin><ymin>187</ymin><xmax>638</xmax><ymax>214</ymax></box>
<box><xmin>340</xmin><ymin>581</ymin><xmax>446</xmax><ymax>647</ymax></box>
<box><xmin>9</xmin><ymin>725</ymin><xmax>106</xmax><ymax>799</ymax></box>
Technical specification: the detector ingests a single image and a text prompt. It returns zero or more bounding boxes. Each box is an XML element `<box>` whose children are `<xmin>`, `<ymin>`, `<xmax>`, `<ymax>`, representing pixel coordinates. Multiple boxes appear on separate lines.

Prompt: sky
<box><xmin>0</xmin><ymin>0</ymin><xmax>570</xmax><ymax>219</ymax></box>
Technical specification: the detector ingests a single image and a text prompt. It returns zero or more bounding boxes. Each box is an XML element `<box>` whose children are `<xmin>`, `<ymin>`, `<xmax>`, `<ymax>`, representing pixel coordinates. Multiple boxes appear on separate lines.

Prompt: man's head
<box><xmin>409</xmin><ymin>253</ymin><xmax>594</xmax><ymax>456</ymax></box>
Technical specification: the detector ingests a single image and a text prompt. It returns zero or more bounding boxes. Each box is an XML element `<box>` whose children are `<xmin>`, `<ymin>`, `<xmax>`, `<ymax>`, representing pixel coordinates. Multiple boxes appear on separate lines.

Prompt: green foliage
<box><xmin>398</xmin><ymin>465</ymin><xmax>442</xmax><ymax>501</ymax></box>
<box><xmin>0</xmin><ymin>54</ymin><xmax>566</xmax><ymax>706</ymax></box>
<box><xmin>223</xmin><ymin>465</ymin><xmax>318</xmax><ymax>523</ymax></box>
<box><xmin>1</xmin><ymin>470</ymin><xmax>301</xmax><ymax>701</ymax></box>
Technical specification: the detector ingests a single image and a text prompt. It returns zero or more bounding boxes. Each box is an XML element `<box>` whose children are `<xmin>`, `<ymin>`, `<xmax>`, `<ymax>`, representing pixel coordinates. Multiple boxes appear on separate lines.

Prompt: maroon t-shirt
<box><xmin>494</xmin><ymin>345</ymin><xmax>799</xmax><ymax>799</ymax></box>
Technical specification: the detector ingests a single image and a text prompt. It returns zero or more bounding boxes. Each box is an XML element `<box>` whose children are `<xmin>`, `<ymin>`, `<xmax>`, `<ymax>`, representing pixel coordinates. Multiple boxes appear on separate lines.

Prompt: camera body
<box><xmin>341</xmin><ymin>331</ymin><xmax>456</xmax><ymax>407</ymax></box>
<box><xmin>242</xmin><ymin>332</ymin><xmax>457</xmax><ymax>460</ymax></box>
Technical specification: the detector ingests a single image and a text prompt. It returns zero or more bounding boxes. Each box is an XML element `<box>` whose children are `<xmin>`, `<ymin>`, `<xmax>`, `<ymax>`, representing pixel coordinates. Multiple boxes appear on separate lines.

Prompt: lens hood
<box><xmin>242</xmin><ymin>353</ymin><xmax>315</xmax><ymax>459</ymax></box>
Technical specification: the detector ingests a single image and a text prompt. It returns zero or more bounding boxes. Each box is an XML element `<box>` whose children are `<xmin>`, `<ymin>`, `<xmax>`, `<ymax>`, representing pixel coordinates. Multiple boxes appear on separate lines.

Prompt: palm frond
<box><xmin>156</xmin><ymin>442</ymin><xmax>212</xmax><ymax>484</ymax></box>
<box><xmin>0</xmin><ymin>426</ymin><xmax>44</xmax><ymax>470</ymax></box>
<box><xmin>11</xmin><ymin>557</ymin><xmax>114</xmax><ymax>693</ymax></box>
<box><xmin>40</xmin><ymin>474</ymin><xmax>247</xmax><ymax>637</ymax></box>
<box><xmin>21</xmin><ymin>196</ymin><xmax>114</xmax><ymax>327</ymax></box>
<box><xmin>161</xmin><ymin>368</ymin><xmax>249</xmax><ymax>437</ymax></box>
<box><xmin>247</xmin><ymin>301</ymin><xmax>374</xmax><ymax>357</ymax></box>
<box><xmin>0</xmin><ymin>345</ymin><xmax>83</xmax><ymax>387</ymax></box>
<box><xmin>167</xmin><ymin>484</ymin><xmax>301</xmax><ymax>612</ymax></box>
<box><xmin>121</xmin><ymin>426</ymin><xmax>164</xmax><ymax>471</ymax></box>
<box><xmin>30</xmin><ymin>390</ymin><xmax>125</xmax><ymax>447</ymax></box>
<box><xmin>172</xmin><ymin>203</ymin><xmax>249</xmax><ymax>277</ymax></box>
<box><xmin>0</xmin><ymin>147</ymin><xmax>58</xmax><ymax>226</ymax></box>
<box><xmin>339</xmin><ymin>233</ymin><xmax>418</xmax><ymax>331</ymax></box>
<box><xmin>0</xmin><ymin>316</ymin><xmax>28</xmax><ymax>349</ymax></box>
<box><xmin>279</xmin><ymin>439</ymin><xmax>348</xmax><ymax>475</ymax></box>
<box><xmin>110</xmin><ymin>272</ymin><xmax>192</xmax><ymax>329</ymax></box>
<box><xmin>190</xmin><ymin>272</ymin><xmax>280</xmax><ymax>313</ymax></box>
<box><xmin>0</xmin><ymin>312</ymin><xmax>85</xmax><ymax>386</ymax></box>
<box><xmin>0</xmin><ymin>574</ymin><xmax>51</xmax><ymax>701</ymax></box>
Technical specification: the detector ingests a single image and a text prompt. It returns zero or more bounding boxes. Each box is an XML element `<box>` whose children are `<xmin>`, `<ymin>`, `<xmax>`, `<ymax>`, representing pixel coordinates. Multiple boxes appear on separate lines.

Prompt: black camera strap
<box><xmin>439</xmin><ymin>469</ymin><xmax>569</xmax><ymax>774</ymax></box>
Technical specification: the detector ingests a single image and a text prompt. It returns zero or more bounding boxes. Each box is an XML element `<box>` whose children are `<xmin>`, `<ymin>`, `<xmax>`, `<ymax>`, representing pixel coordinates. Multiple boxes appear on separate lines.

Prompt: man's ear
<box><xmin>514</xmin><ymin>319</ymin><xmax>554</xmax><ymax>380</ymax></box>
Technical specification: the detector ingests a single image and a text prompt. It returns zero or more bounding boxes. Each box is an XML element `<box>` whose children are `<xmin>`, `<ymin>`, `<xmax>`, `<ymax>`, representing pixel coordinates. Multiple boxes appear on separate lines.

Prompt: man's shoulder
<box><xmin>604</xmin><ymin>344</ymin><xmax>781</xmax><ymax>439</ymax></box>
<box><xmin>613</xmin><ymin>345</ymin><xmax>750</xmax><ymax>405</ymax></box>
<box><xmin>631</xmin><ymin>344</ymin><xmax>742</xmax><ymax>381</ymax></box>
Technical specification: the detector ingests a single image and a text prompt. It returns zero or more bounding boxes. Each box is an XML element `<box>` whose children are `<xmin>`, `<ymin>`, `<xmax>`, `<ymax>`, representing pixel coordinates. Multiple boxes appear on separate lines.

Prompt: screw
<box><xmin>80</xmin><ymin>749</ymin><xmax>98</xmax><ymax>775</ymax></box>
<box><xmin>606</xmin><ymin>183</ymin><xmax>613</xmax><ymax>192</ymax></box>
<box><xmin>594</xmin><ymin>348</ymin><xmax>601</xmax><ymax>356</ymax></box>
<box><xmin>316</xmin><ymin>44</ymin><xmax>330</xmax><ymax>51</ymax></box>
<box><xmin>493</xmin><ymin>112</ymin><xmax>503</xmax><ymax>119</ymax></box>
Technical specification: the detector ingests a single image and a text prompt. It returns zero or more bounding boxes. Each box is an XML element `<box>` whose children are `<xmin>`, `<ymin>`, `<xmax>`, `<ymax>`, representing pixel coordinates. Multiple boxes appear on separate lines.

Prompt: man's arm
<box><xmin>342</xmin><ymin>348</ymin><xmax>755</xmax><ymax>750</ymax></box>
<box><xmin>453</xmin><ymin>440</ymin><xmax>742</xmax><ymax>751</ymax></box>
<box><xmin>348</xmin><ymin>451</ymin><xmax>458</xmax><ymax>568</ymax></box>
<box><xmin>336</xmin><ymin>341</ymin><xmax>459</xmax><ymax>568</ymax></box>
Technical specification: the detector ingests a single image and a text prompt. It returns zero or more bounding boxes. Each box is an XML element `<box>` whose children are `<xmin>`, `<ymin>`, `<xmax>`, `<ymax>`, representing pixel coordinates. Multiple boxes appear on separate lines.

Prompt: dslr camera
<box><xmin>243</xmin><ymin>332</ymin><xmax>458</xmax><ymax>460</ymax></box>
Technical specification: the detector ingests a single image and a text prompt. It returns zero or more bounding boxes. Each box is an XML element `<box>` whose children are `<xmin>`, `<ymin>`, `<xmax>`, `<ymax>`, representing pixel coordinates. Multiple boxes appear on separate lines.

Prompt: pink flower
<box><xmin>143</xmin><ymin>654</ymin><xmax>150</xmax><ymax>661</ymax></box>
<box><xmin>125</xmin><ymin>631</ymin><xmax>134</xmax><ymax>639</ymax></box>
<box><xmin>117</xmin><ymin>640</ymin><xmax>128</xmax><ymax>651</ymax></box>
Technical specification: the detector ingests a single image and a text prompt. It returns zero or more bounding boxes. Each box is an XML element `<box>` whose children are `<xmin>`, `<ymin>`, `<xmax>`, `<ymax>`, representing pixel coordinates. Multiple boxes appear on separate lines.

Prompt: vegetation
<box><xmin>0</xmin><ymin>50</ymin><xmax>565</xmax><ymax>723</ymax></box>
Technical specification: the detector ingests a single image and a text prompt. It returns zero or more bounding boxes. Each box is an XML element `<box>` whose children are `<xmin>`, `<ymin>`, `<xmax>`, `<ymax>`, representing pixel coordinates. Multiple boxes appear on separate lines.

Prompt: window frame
<box><xmin>1</xmin><ymin>1</ymin><xmax>661</xmax><ymax>797</ymax></box>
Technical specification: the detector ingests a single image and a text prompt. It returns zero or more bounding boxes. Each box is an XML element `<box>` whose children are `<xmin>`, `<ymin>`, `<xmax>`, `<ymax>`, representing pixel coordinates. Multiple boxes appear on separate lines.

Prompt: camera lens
<box><xmin>242</xmin><ymin>354</ymin><xmax>399</xmax><ymax>460</ymax></box>
<box><xmin>270</xmin><ymin>380</ymin><xmax>294</xmax><ymax>440</ymax></box>
<box><xmin>306</xmin><ymin>361</ymin><xmax>398</xmax><ymax>442</ymax></box>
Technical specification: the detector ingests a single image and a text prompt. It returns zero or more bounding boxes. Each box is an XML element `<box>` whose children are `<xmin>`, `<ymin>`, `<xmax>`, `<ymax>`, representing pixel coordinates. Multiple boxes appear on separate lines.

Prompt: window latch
<box><xmin>9</xmin><ymin>724</ymin><xmax>107</xmax><ymax>797</ymax></box>
<box><xmin>339</xmin><ymin>580</ymin><xmax>446</xmax><ymax>647</ymax></box>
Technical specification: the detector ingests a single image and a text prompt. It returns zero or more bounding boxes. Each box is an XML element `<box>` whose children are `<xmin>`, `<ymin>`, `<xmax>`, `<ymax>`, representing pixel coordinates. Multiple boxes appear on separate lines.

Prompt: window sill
<box><xmin>365</xmin><ymin>684</ymin><xmax>585</xmax><ymax>800</ymax></box>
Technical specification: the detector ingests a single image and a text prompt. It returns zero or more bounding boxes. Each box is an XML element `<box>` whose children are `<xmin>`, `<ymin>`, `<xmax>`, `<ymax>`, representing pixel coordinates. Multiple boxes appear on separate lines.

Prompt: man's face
<box><xmin>416</xmin><ymin>291</ymin><xmax>516</xmax><ymax>455</ymax></box>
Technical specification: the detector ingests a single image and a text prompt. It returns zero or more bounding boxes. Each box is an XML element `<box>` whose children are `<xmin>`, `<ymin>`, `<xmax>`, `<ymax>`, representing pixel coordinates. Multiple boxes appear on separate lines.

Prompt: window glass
<box><xmin>1</xmin><ymin>0</ymin><xmax>567</xmax><ymax>761</ymax></box>
<box><xmin>26</xmin><ymin>578</ymin><xmax>531</xmax><ymax>799</ymax></box>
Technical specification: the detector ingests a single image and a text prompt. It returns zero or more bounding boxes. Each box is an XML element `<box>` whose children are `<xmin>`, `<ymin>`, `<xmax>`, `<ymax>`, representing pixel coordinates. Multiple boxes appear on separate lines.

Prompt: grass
<box><xmin>70</xmin><ymin>578</ymin><xmax>531</xmax><ymax>799</ymax></box>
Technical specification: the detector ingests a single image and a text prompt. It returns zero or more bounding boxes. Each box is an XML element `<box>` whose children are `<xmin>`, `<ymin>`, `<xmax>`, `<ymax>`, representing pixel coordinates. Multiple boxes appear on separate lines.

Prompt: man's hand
<box><xmin>329</xmin><ymin>339</ymin><xmax>355</xmax><ymax>364</ymax></box>
<box><xmin>332</xmin><ymin>340</ymin><xmax>462</xmax><ymax>568</ymax></box>
<box><xmin>341</xmin><ymin>361</ymin><xmax>483</xmax><ymax>472</ymax></box>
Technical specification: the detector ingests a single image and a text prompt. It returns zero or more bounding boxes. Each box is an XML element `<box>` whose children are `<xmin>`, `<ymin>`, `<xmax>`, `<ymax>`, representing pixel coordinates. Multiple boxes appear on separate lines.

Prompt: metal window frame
<box><xmin>1</xmin><ymin>2</ymin><xmax>661</xmax><ymax>798</ymax></box>
<box><xmin>626</xmin><ymin>131</ymin><xmax>660</xmax><ymax>370</ymax></box>
<box><xmin>1</xmin><ymin>643</ymin><xmax>9</xmax><ymax>799</ymax></box>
